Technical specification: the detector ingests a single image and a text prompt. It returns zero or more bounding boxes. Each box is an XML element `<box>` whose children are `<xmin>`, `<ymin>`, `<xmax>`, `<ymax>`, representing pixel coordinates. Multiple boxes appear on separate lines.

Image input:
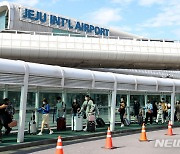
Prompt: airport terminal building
<box><xmin>0</xmin><ymin>1</ymin><xmax>180</xmax><ymax>143</ymax></box>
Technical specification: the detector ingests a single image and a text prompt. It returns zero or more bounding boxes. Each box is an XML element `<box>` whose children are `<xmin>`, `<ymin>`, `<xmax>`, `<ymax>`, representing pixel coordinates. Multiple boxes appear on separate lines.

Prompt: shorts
<box><xmin>42</xmin><ymin>114</ymin><xmax>49</xmax><ymax>125</ymax></box>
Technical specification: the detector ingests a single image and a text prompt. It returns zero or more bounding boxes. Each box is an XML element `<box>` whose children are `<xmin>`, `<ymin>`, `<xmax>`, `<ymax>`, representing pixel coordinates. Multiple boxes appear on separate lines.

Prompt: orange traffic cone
<box><xmin>56</xmin><ymin>136</ymin><xmax>64</xmax><ymax>154</ymax></box>
<box><xmin>105</xmin><ymin>127</ymin><xmax>113</xmax><ymax>149</ymax></box>
<box><xmin>139</xmin><ymin>123</ymin><xmax>148</xmax><ymax>142</ymax></box>
<box><xmin>165</xmin><ymin>121</ymin><xmax>174</xmax><ymax>136</ymax></box>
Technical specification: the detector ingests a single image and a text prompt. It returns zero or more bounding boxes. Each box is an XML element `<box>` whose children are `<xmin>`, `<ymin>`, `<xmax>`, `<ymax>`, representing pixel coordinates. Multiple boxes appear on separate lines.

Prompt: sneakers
<box><xmin>49</xmin><ymin>130</ymin><xmax>53</xmax><ymax>135</ymax></box>
<box><xmin>37</xmin><ymin>132</ymin><xmax>43</xmax><ymax>136</ymax></box>
<box><xmin>121</xmin><ymin>124</ymin><xmax>124</xmax><ymax>127</ymax></box>
<box><xmin>37</xmin><ymin>130</ymin><xmax>53</xmax><ymax>135</ymax></box>
<box><xmin>83</xmin><ymin>128</ymin><xmax>87</xmax><ymax>131</ymax></box>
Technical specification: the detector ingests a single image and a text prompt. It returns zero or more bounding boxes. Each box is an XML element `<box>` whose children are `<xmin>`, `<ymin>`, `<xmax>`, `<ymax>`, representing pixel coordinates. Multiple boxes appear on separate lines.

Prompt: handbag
<box><xmin>8</xmin><ymin>120</ymin><xmax>17</xmax><ymax>128</ymax></box>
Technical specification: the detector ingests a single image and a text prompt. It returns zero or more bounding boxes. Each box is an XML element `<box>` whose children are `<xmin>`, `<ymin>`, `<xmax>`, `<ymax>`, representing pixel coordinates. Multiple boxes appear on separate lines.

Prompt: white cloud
<box><xmin>13</xmin><ymin>0</ymin><xmax>39</xmax><ymax>6</ymax></box>
<box><xmin>111</xmin><ymin>0</ymin><xmax>133</xmax><ymax>4</ymax></box>
<box><xmin>141</xmin><ymin>1</ymin><xmax>180</xmax><ymax>27</ymax></box>
<box><xmin>87</xmin><ymin>8</ymin><xmax>122</xmax><ymax>26</ymax></box>
<box><xmin>172</xmin><ymin>29</ymin><xmax>180</xmax><ymax>39</ymax></box>
<box><xmin>111</xmin><ymin>0</ymin><xmax>167</xmax><ymax>6</ymax></box>
<box><xmin>111</xmin><ymin>25</ymin><xmax>132</xmax><ymax>32</ymax></box>
<box><xmin>138</xmin><ymin>0</ymin><xmax>166</xmax><ymax>6</ymax></box>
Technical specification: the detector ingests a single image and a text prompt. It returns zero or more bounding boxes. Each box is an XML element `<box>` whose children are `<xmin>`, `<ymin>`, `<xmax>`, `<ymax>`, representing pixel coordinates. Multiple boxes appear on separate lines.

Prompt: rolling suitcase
<box><xmin>96</xmin><ymin>117</ymin><xmax>105</xmax><ymax>127</ymax></box>
<box><xmin>138</xmin><ymin>115</ymin><xmax>143</xmax><ymax>125</ymax></box>
<box><xmin>124</xmin><ymin>118</ymin><xmax>130</xmax><ymax>126</ymax></box>
<box><xmin>71</xmin><ymin>114</ymin><xmax>83</xmax><ymax>131</ymax></box>
<box><xmin>87</xmin><ymin>121</ymin><xmax>96</xmax><ymax>132</ymax></box>
<box><xmin>57</xmin><ymin>117</ymin><xmax>66</xmax><ymax>131</ymax></box>
<box><xmin>28</xmin><ymin>111</ymin><xmax>37</xmax><ymax>135</ymax></box>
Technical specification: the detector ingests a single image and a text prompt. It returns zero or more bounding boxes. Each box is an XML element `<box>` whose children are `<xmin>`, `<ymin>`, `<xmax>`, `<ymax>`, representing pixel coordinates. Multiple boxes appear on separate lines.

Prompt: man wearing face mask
<box><xmin>79</xmin><ymin>95</ymin><xmax>94</xmax><ymax>131</ymax></box>
<box><xmin>56</xmin><ymin>96</ymin><xmax>66</xmax><ymax>118</ymax></box>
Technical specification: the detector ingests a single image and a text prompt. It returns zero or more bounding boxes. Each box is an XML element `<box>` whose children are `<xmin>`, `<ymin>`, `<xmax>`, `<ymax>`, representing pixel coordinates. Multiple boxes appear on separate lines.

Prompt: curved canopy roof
<box><xmin>0</xmin><ymin>58</ymin><xmax>178</xmax><ymax>93</ymax></box>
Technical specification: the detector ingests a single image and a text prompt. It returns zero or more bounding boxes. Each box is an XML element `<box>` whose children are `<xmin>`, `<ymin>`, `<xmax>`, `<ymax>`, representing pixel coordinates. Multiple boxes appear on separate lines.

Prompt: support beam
<box><xmin>62</xmin><ymin>91</ymin><xmax>67</xmax><ymax>117</ymax></box>
<box><xmin>17</xmin><ymin>63</ymin><xmax>29</xmax><ymax>143</ymax></box>
<box><xmin>126</xmin><ymin>93</ymin><xmax>131</xmax><ymax>121</ymax></box>
<box><xmin>171</xmin><ymin>85</ymin><xmax>175</xmax><ymax>125</ymax></box>
<box><xmin>110</xmin><ymin>74</ymin><xmax>117</xmax><ymax>132</ymax></box>
<box><xmin>3</xmin><ymin>85</ymin><xmax>8</xmax><ymax>99</ymax></box>
<box><xmin>108</xmin><ymin>93</ymin><xmax>112</xmax><ymax>122</ymax></box>
<box><xmin>35</xmin><ymin>91</ymin><xmax>40</xmax><ymax>129</ymax></box>
<box><xmin>144</xmin><ymin>94</ymin><xmax>148</xmax><ymax>106</ymax></box>
<box><xmin>110</xmin><ymin>90</ymin><xmax>116</xmax><ymax>131</ymax></box>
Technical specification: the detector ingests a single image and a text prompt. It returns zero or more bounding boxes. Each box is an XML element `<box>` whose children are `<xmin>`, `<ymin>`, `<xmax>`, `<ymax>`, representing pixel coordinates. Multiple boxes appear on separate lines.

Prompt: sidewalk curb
<box><xmin>0</xmin><ymin>125</ymin><xmax>179</xmax><ymax>152</ymax></box>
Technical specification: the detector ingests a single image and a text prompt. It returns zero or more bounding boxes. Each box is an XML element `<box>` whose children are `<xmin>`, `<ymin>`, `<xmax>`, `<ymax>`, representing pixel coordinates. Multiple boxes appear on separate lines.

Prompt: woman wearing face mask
<box><xmin>37</xmin><ymin>98</ymin><xmax>53</xmax><ymax>135</ymax></box>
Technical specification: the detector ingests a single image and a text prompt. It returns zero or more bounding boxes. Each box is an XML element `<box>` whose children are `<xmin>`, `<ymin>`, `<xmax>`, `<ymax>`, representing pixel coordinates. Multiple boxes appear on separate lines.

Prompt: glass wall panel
<box><xmin>90</xmin><ymin>93</ymin><xmax>109</xmax><ymax>123</ymax></box>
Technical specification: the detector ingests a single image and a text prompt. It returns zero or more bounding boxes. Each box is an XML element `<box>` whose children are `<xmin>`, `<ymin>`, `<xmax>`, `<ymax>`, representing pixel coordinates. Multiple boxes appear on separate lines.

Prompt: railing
<box><xmin>0</xmin><ymin>29</ymin><xmax>179</xmax><ymax>43</ymax></box>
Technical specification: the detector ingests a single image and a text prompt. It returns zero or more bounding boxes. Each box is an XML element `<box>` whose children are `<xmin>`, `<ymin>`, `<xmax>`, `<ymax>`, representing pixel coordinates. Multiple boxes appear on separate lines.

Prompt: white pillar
<box><xmin>108</xmin><ymin>93</ymin><xmax>112</xmax><ymax>122</ymax></box>
<box><xmin>17</xmin><ymin>63</ymin><xmax>29</xmax><ymax>143</ymax></box>
<box><xmin>110</xmin><ymin>90</ymin><xmax>116</xmax><ymax>131</ymax></box>
<box><xmin>62</xmin><ymin>91</ymin><xmax>67</xmax><ymax>117</ymax></box>
<box><xmin>171</xmin><ymin>86</ymin><xmax>175</xmax><ymax>125</ymax></box>
<box><xmin>110</xmin><ymin>74</ymin><xmax>117</xmax><ymax>132</ymax></box>
<box><xmin>3</xmin><ymin>85</ymin><xmax>8</xmax><ymax>99</ymax></box>
<box><xmin>144</xmin><ymin>94</ymin><xmax>148</xmax><ymax>106</ymax></box>
<box><xmin>35</xmin><ymin>91</ymin><xmax>40</xmax><ymax>129</ymax></box>
<box><xmin>126</xmin><ymin>93</ymin><xmax>131</xmax><ymax>121</ymax></box>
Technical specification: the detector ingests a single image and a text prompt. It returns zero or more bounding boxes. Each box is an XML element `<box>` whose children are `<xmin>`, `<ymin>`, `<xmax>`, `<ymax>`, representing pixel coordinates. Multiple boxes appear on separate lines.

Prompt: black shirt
<box><xmin>72</xmin><ymin>103</ymin><xmax>80</xmax><ymax>114</ymax></box>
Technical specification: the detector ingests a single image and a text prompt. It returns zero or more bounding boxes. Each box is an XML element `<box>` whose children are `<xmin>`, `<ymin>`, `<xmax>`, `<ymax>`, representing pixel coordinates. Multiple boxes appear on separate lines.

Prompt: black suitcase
<box><xmin>87</xmin><ymin>121</ymin><xmax>95</xmax><ymax>132</ymax></box>
<box><xmin>96</xmin><ymin>118</ymin><xmax>105</xmax><ymax>127</ymax></box>
<box><xmin>57</xmin><ymin>117</ymin><xmax>66</xmax><ymax>131</ymax></box>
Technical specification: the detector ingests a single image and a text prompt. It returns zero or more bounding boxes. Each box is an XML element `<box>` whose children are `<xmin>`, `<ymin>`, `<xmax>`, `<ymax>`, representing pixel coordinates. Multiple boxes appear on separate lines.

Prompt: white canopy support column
<box><xmin>35</xmin><ymin>90</ymin><xmax>40</xmax><ymax>129</ymax></box>
<box><xmin>110</xmin><ymin>75</ymin><xmax>117</xmax><ymax>132</ymax></box>
<box><xmin>3</xmin><ymin>84</ymin><xmax>8</xmax><ymax>99</ymax></box>
<box><xmin>62</xmin><ymin>90</ymin><xmax>67</xmax><ymax>117</ymax></box>
<box><xmin>17</xmin><ymin>63</ymin><xmax>29</xmax><ymax>143</ymax></box>
<box><xmin>144</xmin><ymin>94</ymin><xmax>148</xmax><ymax>107</ymax></box>
<box><xmin>126</xmin><ymin>93</ymin><xmax>131</xmax><ymax>121</ymax></box>
<box><xmin>108</xmin><ymin>93</ymin><xmax>112</xmax><ymax>122</ymax></box>
<box><xmin>171</xmin><ymin>84</ymin><xmax>175</xmax><ymax>125</ymax></box>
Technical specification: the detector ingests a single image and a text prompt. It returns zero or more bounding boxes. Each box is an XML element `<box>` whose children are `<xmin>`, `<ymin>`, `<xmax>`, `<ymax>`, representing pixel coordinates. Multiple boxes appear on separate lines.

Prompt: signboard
<box><xmin>20</xmin><ymin>8</ymin><xmax>109</xmax><ymax>36</ymax></box>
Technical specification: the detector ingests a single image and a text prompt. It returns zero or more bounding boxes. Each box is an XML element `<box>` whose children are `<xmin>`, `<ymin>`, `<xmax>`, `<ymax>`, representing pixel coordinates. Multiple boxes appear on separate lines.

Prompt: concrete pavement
<box><xmin>32</xmin><ymin>127</ymin><xmax>180</xmax><ymax>154</ymax></box>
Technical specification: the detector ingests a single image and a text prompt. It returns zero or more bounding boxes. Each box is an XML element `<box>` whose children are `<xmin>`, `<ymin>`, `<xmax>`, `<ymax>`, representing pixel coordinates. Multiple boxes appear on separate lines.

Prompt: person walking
<box><xmin>0</xmin><ymin>98</ymin><xmax>14</xmax><ymax>135</ymax></box>
<box><xmin>118</xmin><ymin>97</ymin><xmax>126</xmax><ymax>127</ymax></box>
<box><xmin>175</xmin><ymin>101</ymin><xmax>180</xmax><ymax>122</ymax></box>
<box><xmin>56</xmin><ymin>96</ymin><xmax>66</xmax><ymax>119</ymax></box>
<box><xmin>37</xmin><ymin>98</ymin><xmax>53</xmax><ymax>135</ymax></box>
<box><xmin>79</xmin><ymin>95</ymin><xmax>93</xmax><ymax>131</ymax></box>
<box><xmin>156</xmin><ymin>102</ymin><xmax>164</xmax><ymax>124</ymax></box>
<box><xmin>133</xmin><ymin>99</ymin><xmax>140</xmax><ymax>123</ymax></box>
<box><xmin>161</xmin><ymin>98</ymin><xmax>168</xmax><ymax>122</ymax></box>
<box><xmin>145</xmin><ymin>100</ymin><xmax>153</xmax><ymax>124</ymax></box>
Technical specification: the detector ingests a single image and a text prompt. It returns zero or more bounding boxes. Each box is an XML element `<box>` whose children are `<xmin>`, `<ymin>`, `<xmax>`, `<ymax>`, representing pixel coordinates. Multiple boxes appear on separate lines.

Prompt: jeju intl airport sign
<box><xmin>20</xmin><ymin>8</ymin><xmax>109</xmax><ymax>36</ymax></box>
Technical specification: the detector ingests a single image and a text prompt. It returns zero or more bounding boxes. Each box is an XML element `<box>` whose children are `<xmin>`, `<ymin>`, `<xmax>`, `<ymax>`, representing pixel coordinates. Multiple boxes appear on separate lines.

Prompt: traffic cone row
<box><xmin>55</xmin><ymin>121</ymin><xmax>176</xmax><ymax>153</ymax></box>
<box><xmin>56</xmin><ymin>136</ymin><xmax>64</xmax><ymax>154</ymax></box>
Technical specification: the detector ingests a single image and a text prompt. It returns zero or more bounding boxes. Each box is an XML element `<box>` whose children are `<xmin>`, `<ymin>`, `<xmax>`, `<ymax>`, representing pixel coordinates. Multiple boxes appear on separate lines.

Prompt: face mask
<box><xmin>43</xmin><ymin>102</ymin><xmax>46</xmax><ymax>105</ymax></box>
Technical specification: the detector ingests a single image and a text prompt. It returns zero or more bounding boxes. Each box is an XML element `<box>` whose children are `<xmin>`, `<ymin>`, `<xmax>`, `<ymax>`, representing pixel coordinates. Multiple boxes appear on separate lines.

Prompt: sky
<box><xmin>1</xmin><ymin>0</ymin><xmax>180</xmax><ymax>40</ymax></box>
